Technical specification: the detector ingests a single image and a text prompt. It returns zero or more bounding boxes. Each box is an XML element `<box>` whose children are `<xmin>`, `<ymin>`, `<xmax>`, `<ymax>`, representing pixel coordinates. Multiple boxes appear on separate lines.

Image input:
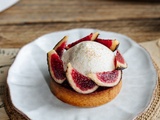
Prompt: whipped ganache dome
<box><xmin>62</xmin><ymin>41</ymin><xmax>115</xmax><ymax>75</ymax></box>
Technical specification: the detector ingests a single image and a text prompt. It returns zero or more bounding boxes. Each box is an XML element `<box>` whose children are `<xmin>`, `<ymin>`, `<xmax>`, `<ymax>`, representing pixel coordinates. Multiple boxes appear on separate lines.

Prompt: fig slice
<box><xmin>66</xmin><ymin>63</ymin><xmax>98</xmax><ymax>94</ymax></box>
<box><xmin>95</xmin><ymin>39</ymin><xmax>119</xmax><ymax>51</ymax></box>
<box><xmin>53</xmin><ymin>36</ymin><xmax>68</xmax><ymax>58</ymax></box>
<box><xmin>88</xmin><ymin>70</ymin><xmax>122</xmax><ymax>87</ymax></box>
<box><xmin>65</xmin><ymin>32</ymin><xmax>99</xmax><ymax>50</ymax></box>
<box><xmin>115</xmin><ymin>50</ymin><xmax>127</xmax><ymax>70</ymax></box>
<box><xmin>47</xmin><ymin>50</ymin><xmax>66</xmax><ymax>84</ymax></box>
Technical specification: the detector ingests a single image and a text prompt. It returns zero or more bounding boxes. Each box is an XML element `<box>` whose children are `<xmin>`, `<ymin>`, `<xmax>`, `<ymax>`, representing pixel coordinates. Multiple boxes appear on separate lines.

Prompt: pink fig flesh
<box><xmin>47</xmin><ymin>50</ymin><xmax>66</xmax><ymax>84</ymax></box>
<box><xmin>95</xmin><ymin>39</ymin><xmax>119</xmax><ymax>51</ymax></box>
<box><xmin>65</xmin><ymin>32</ymin><xmax>99</xmax><ymax>50</ymax></box>
<box><xmin>115</xmin><ymin>50</ymin><xmax>127</xmax><ymax>70</ymax></box>
<box><xmin>54</xmin><ymin>36</ymin><xmax>68</xmax><ymax>58</ymax></box>
<box><xmin>88</xmin><ymin>70</ymin><xmax>122</xmax><ymax>87</ymax></box>
<box><xmin>66</xmin><ymin>63</ymin><xmax>98</xmax><ymax>94</ymax></box>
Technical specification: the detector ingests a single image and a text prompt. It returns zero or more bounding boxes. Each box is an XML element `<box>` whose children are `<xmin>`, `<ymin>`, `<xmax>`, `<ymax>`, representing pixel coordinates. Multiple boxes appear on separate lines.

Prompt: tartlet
<box><xmin>47</xmin><ymin>32</ymin><xmax>127</xmax><ymax>107</ymax></box>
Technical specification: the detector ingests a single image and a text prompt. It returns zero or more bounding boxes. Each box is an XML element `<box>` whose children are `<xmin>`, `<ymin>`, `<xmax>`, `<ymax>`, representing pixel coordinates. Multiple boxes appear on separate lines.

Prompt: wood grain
<box><xmin>0</xmin><ymin>108</ymin><xmax>9</xmax><ymax>120</ymax></box>
<box><xmin>0</xmin><ymin>0</ymin><xmax>159</xmax><ymax>119</ymax></box>
<box><xmin>0</xmin><ymin>0</ymin><xmax>160</xmax><ymax>25</ymax></box>
<box><xmin>0</xmin><ymin>19</ymin><xmax>160</xmax><ymax>48</ymax></box>
<box><xmin>0</xmin><ymin>98</ymin><xmax>9</xmax><ymax>120</ymax></box>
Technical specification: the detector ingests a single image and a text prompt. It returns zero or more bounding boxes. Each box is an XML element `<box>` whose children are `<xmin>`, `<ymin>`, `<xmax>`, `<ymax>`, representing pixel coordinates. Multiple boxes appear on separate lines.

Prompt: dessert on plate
<box><xmin>47</xmin><ymin>32</ymin><xmax>127</xmax><ymax>107</ymax></box>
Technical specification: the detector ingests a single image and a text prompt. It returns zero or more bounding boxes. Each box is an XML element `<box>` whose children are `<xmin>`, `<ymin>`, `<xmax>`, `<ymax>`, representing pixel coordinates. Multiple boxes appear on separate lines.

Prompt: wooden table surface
<box><xmin>0</xmin><ymin>0</ymin><xmax>160</xmax><ymax>48</ymax></box>
<box><xmin>0</xmin><ymin>0</ymin><xmax>160</xmax><ymax>119</ymax></box>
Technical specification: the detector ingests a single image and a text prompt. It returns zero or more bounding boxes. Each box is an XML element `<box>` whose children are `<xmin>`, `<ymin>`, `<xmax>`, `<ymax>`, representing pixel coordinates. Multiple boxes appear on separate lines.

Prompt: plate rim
<box><xmin>6</xmin><ymin>28</ymin><xmax>158</xmax><ymax>120</ymax></box>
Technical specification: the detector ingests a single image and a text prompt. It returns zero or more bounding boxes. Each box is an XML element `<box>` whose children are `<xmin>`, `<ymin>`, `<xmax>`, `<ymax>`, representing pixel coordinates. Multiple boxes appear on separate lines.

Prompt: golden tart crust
<box><xmin>50</xmin><ymin>80</ymin><xmax>122</xmax><ymax>107</ymax></box>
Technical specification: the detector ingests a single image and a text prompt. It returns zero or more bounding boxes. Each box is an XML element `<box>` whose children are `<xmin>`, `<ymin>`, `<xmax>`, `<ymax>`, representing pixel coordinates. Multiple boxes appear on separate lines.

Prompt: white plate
<box><xmin>7</xmin><ymin>28</ymin><xmax>157</xmax><ymax>120</ymax></box>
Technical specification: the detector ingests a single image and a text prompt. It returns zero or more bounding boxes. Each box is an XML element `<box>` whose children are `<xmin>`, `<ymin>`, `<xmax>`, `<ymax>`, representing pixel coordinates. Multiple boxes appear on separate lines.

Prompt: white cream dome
<box><xmin>62</xmin><ymin>41</ymin><xmax>115</xmax><ymax>75</ymax></box>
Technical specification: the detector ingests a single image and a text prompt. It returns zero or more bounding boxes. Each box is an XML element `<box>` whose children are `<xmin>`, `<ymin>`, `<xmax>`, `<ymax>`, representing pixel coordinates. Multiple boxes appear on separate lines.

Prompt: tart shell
<box><xmin>50</xmin><ymin>80</ymin><xmax>122</xmax><ymax>107</ymax></box>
